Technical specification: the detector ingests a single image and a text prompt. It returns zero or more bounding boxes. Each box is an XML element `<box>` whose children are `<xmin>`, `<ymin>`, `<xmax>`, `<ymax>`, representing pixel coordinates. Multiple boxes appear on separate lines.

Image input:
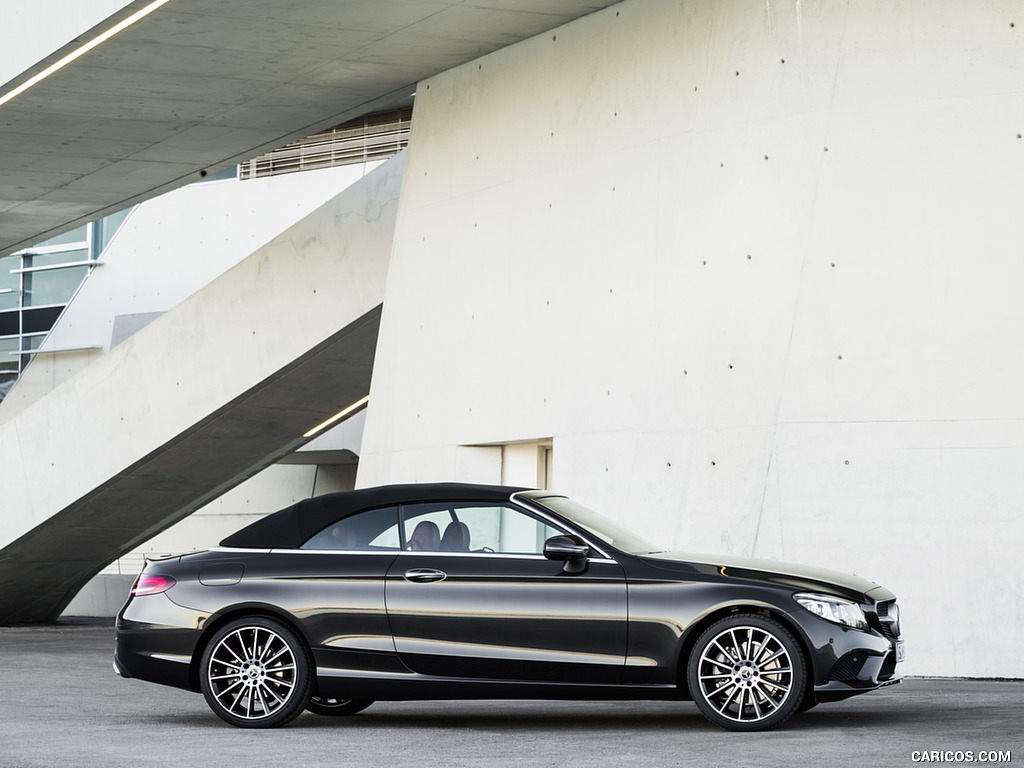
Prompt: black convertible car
<box><xmin>114</xmin><ymin>483</ymin><xmax>904</xmax><ymax>730</ymax></box>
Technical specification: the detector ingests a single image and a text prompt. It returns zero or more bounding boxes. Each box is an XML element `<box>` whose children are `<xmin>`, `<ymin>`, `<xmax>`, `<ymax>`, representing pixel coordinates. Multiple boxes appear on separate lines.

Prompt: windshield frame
<box><xmin>514</xmin><ymin>491</ymin><xmax>661</xmax><ymax>556</ymax></box>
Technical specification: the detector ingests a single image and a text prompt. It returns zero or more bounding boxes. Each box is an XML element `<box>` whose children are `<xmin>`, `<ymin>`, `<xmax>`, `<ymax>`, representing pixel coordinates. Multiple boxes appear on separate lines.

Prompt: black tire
<box><xmin>200</xmin><ymin>616</ymin><xmax>312</xmax><ymax>728</ymax></box>
<box><xmin>687</xmin><ymin>614</ymin><xmax>807</xmax><ymax>731</ymax></box>
<box><xmin>306</xmin><ymin>697</ymin><xmax>374</xmax><ymax>717</ymax></box>
<box><xmin>798</xmin><ymin>696</ymin><xmax>819</xmax><ymax>712</ymax></box>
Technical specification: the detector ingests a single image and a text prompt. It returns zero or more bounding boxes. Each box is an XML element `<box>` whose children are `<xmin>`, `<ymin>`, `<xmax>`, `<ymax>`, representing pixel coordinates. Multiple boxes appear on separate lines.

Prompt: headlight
<box><xmin>794</xmin><ymin>592</ymin><xmax>869</xmax><ymax>630</ymax></box>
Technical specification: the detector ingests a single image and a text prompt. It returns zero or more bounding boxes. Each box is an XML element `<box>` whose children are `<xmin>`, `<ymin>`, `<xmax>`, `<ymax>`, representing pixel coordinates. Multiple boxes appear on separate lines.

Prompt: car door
<box><xmin>284</xmin><ymin>505</ymin><xmax>403</xmax><ymax>672</ymax></box>
<box><xmin>385</xmin><ymin>501</ymin><xmax>628</xmax><ymax>684</ymax></box>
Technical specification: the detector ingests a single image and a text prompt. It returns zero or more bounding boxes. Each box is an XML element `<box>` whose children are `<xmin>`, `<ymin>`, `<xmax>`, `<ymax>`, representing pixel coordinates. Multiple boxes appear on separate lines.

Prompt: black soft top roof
<box><xmin>219</xmin><ymin>482</ymin><xmax>530</xmax><ymax>549</ymax></box>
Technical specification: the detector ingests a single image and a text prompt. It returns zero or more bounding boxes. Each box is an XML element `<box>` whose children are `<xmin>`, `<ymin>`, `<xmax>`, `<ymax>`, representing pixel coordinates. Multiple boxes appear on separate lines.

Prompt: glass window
<box><xmin>23</xmin><ymin>334</ymin><xmax>47</xmax><ymax>351</ymax></box>
<box><xmin>534</xmin><ymin>496</ymin><xmax>660</xmax><ymax>554</ymax></box>
<box><xmin>0</xmin><ymin>311</ymin><xmax>18</xmax><ymax>337</ymax></box>
<box><xmin>0</xmin><ymin>336</ymin><xmax>19</xmax><ymax>366</ymax></box>
<box><xmin>402</xmin><ymin>502</ymin><xmax>567</xmax><ymax>555</ymax></box>
<box><xmin>300</xmin><ymin>506</ymin><xmax>401</xmax><ymax>551</ymax></box>
<box><xmin>97</xmin><ymin>208</ymin><xmax>133</xmax><ymax>254</ymax></box>
<box><xmin>35</xmin><ymin>226</ymin><xmax>88</xmax><ymax>248</ymax></box>
<box><xmin>22</xmin><ymin>307</ymin><xmax>64</xmax><ymax>334</ymax></box>
<box><xmin>23</xmin><ymin>264</ymin><xmax>88</xmax><ymax>307</ymax></box>
<box><xmin>0</xmin><ymin>255</ymin><xmax>19</xmax><ymax>311</ymax></box>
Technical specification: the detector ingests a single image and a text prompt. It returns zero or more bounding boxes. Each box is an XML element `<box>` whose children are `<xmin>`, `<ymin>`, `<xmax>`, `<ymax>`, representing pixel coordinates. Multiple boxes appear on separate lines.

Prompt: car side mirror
<box><xmin>543</xmin><ymin>535</ymin><xmax>590</xmax><ymax>574</ymax></box>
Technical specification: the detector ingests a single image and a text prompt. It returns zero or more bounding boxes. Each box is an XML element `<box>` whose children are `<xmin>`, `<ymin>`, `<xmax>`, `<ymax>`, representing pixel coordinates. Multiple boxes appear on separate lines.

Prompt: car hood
<box><xmin>639</xmin><ymin>551</ymin><xmax>886</xmax><ymax>602</ymax></box>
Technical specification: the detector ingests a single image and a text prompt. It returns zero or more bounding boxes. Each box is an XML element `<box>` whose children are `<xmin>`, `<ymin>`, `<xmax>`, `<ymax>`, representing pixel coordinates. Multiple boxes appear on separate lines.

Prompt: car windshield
<box><xmin>532</xmin><ymin>495</ymin><xmax>662</xmax><ymax>555</ymax></box>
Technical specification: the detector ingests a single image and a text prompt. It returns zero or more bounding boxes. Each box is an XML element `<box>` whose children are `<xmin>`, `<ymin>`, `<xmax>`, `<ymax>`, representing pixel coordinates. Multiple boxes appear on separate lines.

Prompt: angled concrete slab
<box><xmin>0</xmin><ymin>154</ymin><xmax>404</xmax><ymax>624</ymax></box>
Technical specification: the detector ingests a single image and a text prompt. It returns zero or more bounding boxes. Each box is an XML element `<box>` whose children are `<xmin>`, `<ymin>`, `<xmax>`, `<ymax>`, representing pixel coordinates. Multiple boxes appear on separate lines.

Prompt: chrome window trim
<box><xmin>209</xmin><ymin>546</ymin><xmax>272</xmax><ymax>554</ymax></box>
<box><xmin>260</xmin><ymin>547</ymin><xmax>616</xmax><ymax>564</ymax></box>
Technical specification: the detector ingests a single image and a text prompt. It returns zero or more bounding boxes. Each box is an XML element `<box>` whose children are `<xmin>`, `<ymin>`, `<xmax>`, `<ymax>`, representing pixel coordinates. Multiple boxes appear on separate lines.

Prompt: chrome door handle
<box><xmin>403</xmin><ymin>568</ymin><xmax>447</xmax><ymax>583</ymax></box>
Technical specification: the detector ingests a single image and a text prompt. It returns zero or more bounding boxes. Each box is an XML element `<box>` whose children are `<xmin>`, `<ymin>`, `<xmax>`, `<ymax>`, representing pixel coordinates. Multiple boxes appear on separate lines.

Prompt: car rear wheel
<box><xmin>687</xmin><ymin>614</ymin><xmax>807</xmax><ymax>731</ymax></box>
<box><xmin>306</xmin><ymin>697</ymin><xmax>374</xmax><ymax>716</ymax></box>
<box><xmin>200</xmin><ymin>616</ymin><xmax>312</xmax><ymax>728</ymax></box>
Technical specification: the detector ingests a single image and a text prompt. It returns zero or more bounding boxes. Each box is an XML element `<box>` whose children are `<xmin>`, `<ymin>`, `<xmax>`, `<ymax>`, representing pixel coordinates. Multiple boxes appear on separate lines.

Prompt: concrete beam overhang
<box><xmin>0</xmin><ymin>0</ymin><xmax>618</xmax><ymax>256</ymax></box>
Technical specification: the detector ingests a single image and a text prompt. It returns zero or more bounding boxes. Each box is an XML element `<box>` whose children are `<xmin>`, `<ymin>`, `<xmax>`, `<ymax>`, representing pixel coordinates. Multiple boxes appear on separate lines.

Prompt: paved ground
<box><xmin>1</xmin><ymin>620</ymin><xmax>1020</xmax><ymax>768</ymax></box>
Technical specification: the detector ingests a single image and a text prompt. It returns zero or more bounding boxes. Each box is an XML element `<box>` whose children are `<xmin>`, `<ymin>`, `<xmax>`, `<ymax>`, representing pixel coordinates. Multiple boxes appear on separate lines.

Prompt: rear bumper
<box><xmin>114</xmin><ymin>593</ymin><xmax>205</xmax><ymax>692</ymax></box>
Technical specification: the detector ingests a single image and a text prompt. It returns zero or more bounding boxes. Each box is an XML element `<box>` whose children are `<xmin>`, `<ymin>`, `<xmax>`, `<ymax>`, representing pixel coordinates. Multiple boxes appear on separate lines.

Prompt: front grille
<box><xmin>869</xmin><ymin>599</ymin><xmax>900</xmax><ymax>640</ymax></box>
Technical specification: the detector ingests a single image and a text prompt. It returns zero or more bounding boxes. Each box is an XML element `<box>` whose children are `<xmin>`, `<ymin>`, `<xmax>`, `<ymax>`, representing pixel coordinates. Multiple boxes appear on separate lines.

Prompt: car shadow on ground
<box><xmin>146</xmin><ymin>699</ymin><xmax>909</xmax><ymax>733</ymax></box>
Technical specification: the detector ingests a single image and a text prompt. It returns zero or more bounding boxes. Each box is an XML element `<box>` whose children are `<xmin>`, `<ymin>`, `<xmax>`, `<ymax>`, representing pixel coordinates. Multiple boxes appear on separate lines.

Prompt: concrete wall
<box><xmin>358</xmin><ymin>0</ymin><xmax>1024</xmax><ymax>677</ymax></box>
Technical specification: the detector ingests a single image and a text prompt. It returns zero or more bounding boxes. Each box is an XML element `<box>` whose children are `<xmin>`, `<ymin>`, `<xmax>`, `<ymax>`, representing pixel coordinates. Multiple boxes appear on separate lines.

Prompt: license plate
<box><xmin>894</xmin><ymin>640</ymin><xmax>906</xmax><ymax>663</ymax></box>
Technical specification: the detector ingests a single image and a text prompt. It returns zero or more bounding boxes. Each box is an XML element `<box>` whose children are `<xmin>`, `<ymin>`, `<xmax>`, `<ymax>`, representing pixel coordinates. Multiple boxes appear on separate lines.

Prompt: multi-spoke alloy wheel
<box><xmin>306</xmin><ymin>697</ymin><xmax>374</xmax><ymax>717</ymax></box>
<box><xmin>687</xmin><ymin>614</ymin><xmax>806</xmax><ymax>731</ymax></box>
<box><xmin>200</xmin><ymin>617</ymin><xmax>311</xmax><ymax>728</ymax></box>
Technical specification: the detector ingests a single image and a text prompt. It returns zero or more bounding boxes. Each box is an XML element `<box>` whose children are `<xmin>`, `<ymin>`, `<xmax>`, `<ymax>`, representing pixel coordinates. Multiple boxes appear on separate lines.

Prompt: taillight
<box><xmin>129</xmin><ymin>574</ymin><xmax>176</xmax><ymax>596</ymax></box>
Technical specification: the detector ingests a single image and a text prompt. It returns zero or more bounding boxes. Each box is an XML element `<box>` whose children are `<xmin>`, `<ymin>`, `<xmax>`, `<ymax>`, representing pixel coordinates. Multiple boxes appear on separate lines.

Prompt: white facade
<box><xmin>357</xmin><ymin>0</ymin><xmax>1024</xmax><ymax>677</ymax></box>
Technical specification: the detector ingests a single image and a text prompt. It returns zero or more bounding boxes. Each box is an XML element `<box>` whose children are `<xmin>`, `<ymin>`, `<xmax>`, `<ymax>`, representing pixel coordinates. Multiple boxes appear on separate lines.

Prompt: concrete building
<box><xmin>2</xmin><ymin>0</ymin><xmax>1023</xmax><ymax>680</ymax></box>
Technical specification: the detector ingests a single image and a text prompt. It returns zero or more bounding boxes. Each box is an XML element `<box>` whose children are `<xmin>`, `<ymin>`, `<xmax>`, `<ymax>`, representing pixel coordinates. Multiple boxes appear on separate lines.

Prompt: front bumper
<box><xmin>811</xmin><ymin>632</ymin><xmax>904</xmax><ymax>702</ymax></box>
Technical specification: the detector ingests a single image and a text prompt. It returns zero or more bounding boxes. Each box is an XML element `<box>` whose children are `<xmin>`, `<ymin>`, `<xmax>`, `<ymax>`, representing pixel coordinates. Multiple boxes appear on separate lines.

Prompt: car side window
<box><xmin>402</xmin><ymin>502</ymin><xmax>567</xmax><ymax>555</ymax></box>
<box><xmin>301</xmin><ymin>506</ymin><xmax>401</xmax><ymax>551</ymax></box>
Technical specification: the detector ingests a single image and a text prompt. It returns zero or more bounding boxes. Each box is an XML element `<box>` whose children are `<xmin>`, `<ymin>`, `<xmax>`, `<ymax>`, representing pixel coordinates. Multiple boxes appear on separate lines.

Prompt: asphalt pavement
<box><xmin>1</xmin><ymin>620</ymin><xmax>1020</xmax><ymax>768</ymax></box>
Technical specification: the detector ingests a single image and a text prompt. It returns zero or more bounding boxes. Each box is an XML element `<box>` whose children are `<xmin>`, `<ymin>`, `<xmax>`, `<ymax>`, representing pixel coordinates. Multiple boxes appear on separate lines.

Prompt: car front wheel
<box><xmin>687</xmin><ymin>614</ymin><xmax>807</xmax><ymax>731</ymax></box>
<box><xmin>200</xmin><ymin>616</ymin><xmax>312</xmax><ymax>728</ymax></box>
